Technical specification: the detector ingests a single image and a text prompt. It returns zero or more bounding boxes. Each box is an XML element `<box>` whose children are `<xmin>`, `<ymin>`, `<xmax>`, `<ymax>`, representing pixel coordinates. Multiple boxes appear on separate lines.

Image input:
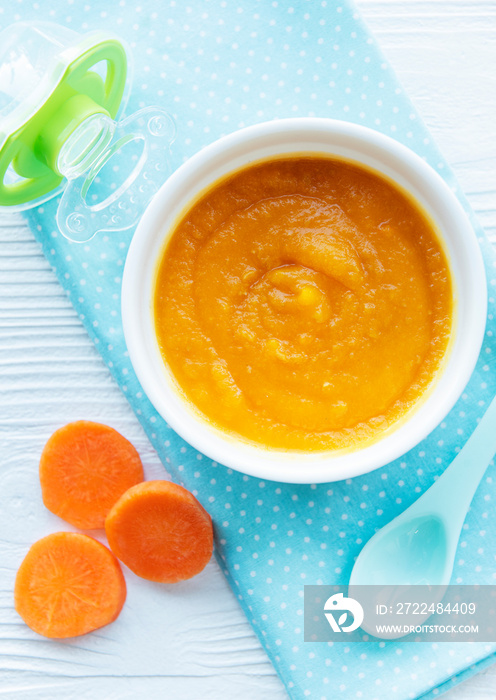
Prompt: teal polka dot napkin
<box><xmin>13</xmin><ymin>0</ymin><xmax>496</xmax><ymax>698</ymax></box>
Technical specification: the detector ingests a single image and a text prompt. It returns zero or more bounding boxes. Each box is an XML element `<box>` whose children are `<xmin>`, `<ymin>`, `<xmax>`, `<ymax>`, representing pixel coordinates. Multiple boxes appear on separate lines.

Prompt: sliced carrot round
<box><xmin>14</xmin><ymin>532</ymin><xmax>126</xmax><ymax>638</ymax></box>
<box><xmin>105</xmin><ymin>480</ymin><xmax>214</xmax><ymax>583</ymax></box>
<box><xmin>39</xmin><ymin>421</ymin><xmax>144</xmax><ymax>529</ymax></box>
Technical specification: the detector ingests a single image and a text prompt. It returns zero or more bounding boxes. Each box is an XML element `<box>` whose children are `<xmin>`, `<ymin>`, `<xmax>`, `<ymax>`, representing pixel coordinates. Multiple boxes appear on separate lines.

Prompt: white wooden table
<box><xmin>1</xmin><ymin>1</ymin><xmax>495</xmax><ymax>698</ymax></box>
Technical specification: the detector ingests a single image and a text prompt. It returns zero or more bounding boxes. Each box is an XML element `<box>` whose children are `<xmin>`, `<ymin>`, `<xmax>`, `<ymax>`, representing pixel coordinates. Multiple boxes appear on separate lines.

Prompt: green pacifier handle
<box><xmin>0</xmin><ymin>38</ymin><xmax>127</xmax><ymax>206</ymax></box>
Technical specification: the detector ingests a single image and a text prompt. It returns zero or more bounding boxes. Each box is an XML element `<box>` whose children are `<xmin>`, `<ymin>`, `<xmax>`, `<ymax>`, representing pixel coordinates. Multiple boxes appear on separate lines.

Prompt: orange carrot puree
<box><xmin>154</xmin><ymin>156</ymin><xmax>453</xmax><ymax>451</ymax></box>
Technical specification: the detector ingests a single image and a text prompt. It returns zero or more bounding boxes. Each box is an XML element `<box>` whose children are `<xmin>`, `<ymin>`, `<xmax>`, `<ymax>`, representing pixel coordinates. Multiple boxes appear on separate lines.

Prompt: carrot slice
<box><xmin>39</xmin><ymin>421</ymin><xmax>144</xmax><ymax>529</ymax></box>
<box><xmin>105</xmin><ymin>480</ymin><xmax>214</xmax><ymax>583</ymax></box>
<box><xmin>14</xmin><ymin>532</ymin><xmax>126</xmax><ymax>638</ymax></box>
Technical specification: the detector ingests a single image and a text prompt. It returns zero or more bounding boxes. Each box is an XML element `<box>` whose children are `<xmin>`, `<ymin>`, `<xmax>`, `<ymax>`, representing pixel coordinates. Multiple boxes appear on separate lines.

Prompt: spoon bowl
<box><xmin>350</xmin><ymin>515</ymin><xmax>449</xmax><ymax>587</ymax></box>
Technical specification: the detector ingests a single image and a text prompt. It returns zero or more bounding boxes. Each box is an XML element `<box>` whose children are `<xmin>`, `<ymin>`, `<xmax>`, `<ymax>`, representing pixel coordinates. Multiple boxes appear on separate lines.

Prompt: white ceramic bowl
<box><xmin>122</xmin><ymin>118</ymin><xmax>487</xmax><ymax>484</ymax></box>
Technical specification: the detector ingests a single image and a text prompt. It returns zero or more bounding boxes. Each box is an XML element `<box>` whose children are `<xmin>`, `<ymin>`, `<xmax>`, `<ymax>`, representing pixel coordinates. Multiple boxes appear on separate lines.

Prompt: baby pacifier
<box><xmin>0</xmin><ymin>21</ymin><xmax>175</xmax><ymax>242</ymax></box>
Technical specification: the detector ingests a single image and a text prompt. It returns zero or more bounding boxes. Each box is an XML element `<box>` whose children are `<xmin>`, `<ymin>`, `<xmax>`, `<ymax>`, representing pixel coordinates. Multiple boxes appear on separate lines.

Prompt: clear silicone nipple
<box><xmin>56</xmin><ymin>107</ymin><xmax>176</xmax><ymax>242</ymax></box>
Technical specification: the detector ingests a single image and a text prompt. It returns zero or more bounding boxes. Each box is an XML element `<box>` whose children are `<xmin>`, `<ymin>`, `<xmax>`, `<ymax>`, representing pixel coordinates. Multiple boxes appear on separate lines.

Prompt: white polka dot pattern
<box><xmin>15</xmin><ymin>0</ymin><xmax>496</xmax><ymax>698</ymax></box>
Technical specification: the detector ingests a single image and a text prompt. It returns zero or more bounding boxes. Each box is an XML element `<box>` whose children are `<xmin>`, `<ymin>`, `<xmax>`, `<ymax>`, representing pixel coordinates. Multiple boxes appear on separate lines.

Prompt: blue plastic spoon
<box><xmin>349</xmin><ymin>394</ymin><xmax>496</xmax><ymax>588</ymax></box>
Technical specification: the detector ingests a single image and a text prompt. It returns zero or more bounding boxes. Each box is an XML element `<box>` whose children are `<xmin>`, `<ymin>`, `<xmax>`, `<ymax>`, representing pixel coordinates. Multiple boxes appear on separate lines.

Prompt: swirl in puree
<box><xmin>154</xmin><ymin>157</ymin><xmax>452</xmax><ymax>451</ymax></box>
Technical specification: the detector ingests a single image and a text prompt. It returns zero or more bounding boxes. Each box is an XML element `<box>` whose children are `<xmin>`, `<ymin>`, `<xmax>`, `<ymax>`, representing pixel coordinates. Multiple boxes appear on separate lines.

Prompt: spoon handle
<box><xmin>416</xmin><ymin>393</ymin><xmax>496</xmax><ymax>525</ymax></box>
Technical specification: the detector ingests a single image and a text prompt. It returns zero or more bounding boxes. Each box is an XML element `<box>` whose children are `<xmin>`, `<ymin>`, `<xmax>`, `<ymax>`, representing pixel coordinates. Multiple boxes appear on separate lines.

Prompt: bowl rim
<box><xmin>122</xmin><ymin>117</ymin><xmax>487</xmax><ymax>484</ymax></box>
